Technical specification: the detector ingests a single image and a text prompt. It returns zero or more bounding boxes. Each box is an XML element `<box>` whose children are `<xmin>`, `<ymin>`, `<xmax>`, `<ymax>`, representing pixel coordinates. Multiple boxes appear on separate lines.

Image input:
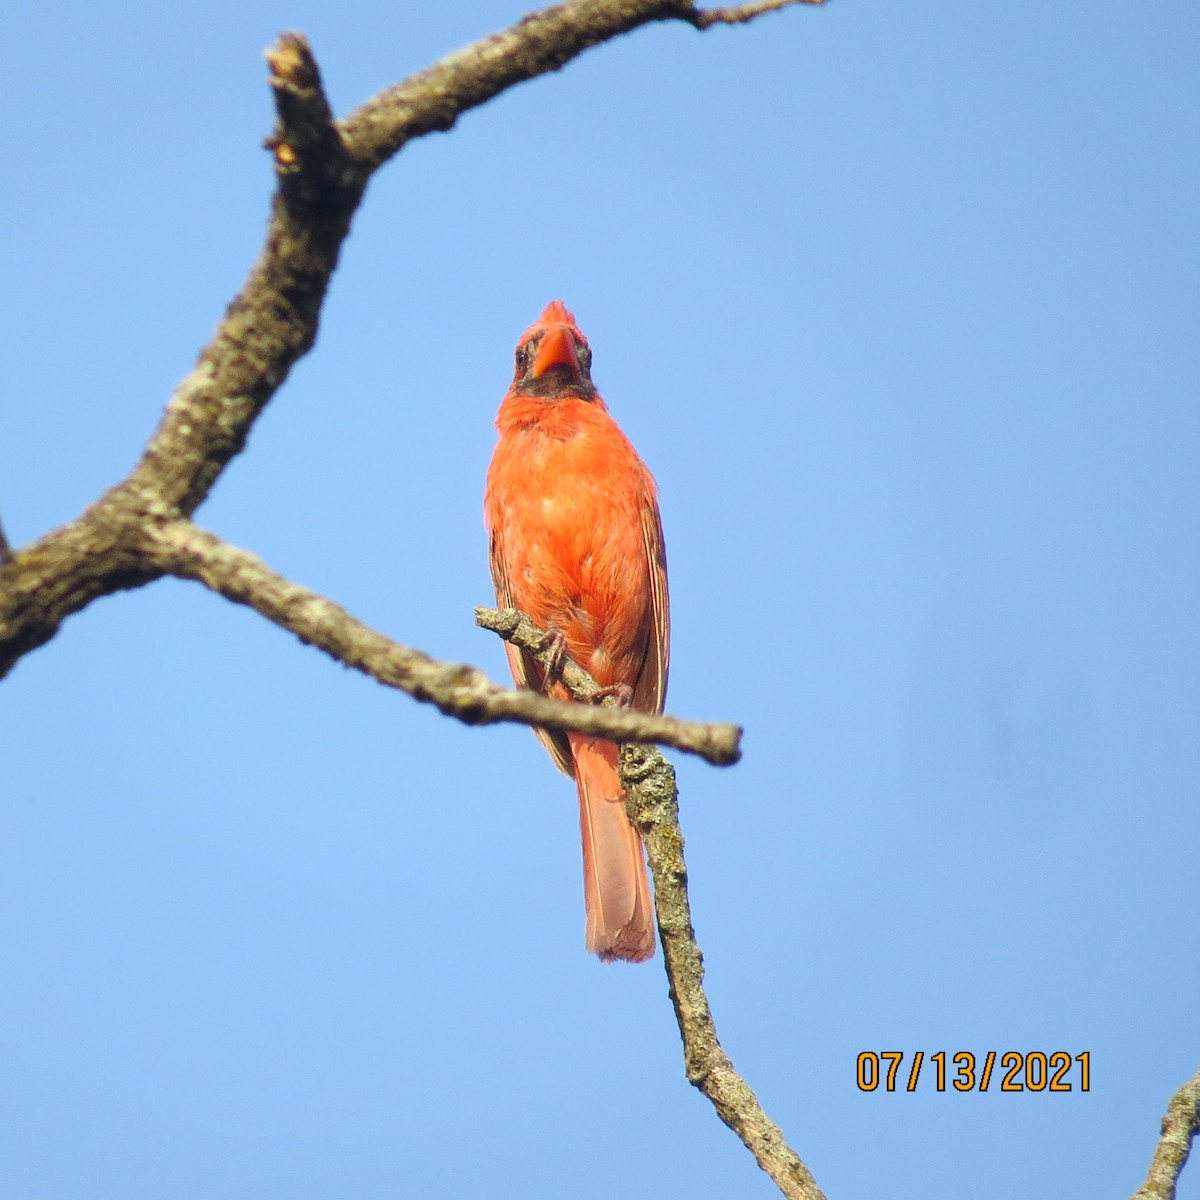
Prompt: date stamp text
<box><xmin>856</xmin><ymin>1051</ymin><xmax>1091</xmax><ymax>1093</ymax></box>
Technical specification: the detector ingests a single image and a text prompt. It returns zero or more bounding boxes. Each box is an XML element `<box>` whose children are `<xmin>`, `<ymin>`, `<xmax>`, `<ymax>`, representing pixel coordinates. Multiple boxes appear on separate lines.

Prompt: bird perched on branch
<box><xmin>484</xmin><ymin>300</ymin><xmax>670</xmax><ymax>963</ymax></box>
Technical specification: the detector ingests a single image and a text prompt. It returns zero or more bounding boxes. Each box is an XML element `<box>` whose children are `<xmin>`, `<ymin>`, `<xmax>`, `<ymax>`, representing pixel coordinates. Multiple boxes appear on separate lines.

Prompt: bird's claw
<box><xmin>538</xmin><ymin>628</ymin><xmax>569</xmax><ymax>682</ymax></box>
<box><xmin>593</xmin><ymin>682</ymin><xmax>634</xmax><ymax>708</ymax></box>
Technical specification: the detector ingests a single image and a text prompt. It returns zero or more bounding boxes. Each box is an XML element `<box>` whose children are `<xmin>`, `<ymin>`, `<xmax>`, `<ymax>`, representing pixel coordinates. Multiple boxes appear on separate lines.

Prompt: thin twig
<box><xmin>688</xmin><ymin>0</ymin><xmax>825</xmax><ymax>30</ymax></box>
<box><xmin>475</xmin><ymin>606</ymin><xmax>741</xmax><ymax>764</ymax></box>
<box><xmin>1132</xmin><ymin>1068</ymin><xmax>1200</xmax><ymax>1200</ymax></box>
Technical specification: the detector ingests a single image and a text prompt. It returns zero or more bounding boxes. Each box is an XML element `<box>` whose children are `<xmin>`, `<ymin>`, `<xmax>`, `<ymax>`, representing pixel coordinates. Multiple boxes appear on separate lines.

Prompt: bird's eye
<box><xmin>578</xmin><ymin>344</ymin><xmax>592</xmax><ymax>371</ymax></box>
<box><xmin>515</xmin><ymin>344</ymin><xmax>530</xmax><ymax>370</ymax></box>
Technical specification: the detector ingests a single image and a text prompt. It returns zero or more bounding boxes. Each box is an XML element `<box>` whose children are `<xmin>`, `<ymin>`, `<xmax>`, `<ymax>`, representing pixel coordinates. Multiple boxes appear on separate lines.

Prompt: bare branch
<box><xmin>342</xmin><ymin>0</ymin><xmax>681</xmax><ymax>169</ymax></box>
<box><xmin>1132</xmin><ymin>1067</ymin><xmax>1200</xmax><ymax>1200</ymax></box>
<box><xmin>687</xmin><ymin>0</ymin><xmax>825</xmax><ymax>30</ymax></box>
<box><xmin>141</xmin><ymin>520</ymin><xmax>738</xmax><ymax>764</ymax></box>
<box><xmin>475</xmin><ymin>606</ymin><xmax>741</xmax><ymax>764</ymax></box>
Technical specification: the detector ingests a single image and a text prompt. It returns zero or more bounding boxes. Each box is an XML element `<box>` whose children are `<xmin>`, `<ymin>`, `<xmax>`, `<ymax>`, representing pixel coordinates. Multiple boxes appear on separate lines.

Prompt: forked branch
<box><xmin>139</xmin><ymin>519</ymin><xmax>741</xmax><ymax>764</ymax></box>
<box><xmin>0</xmin><ymin>0</ymin><xmax>818</xmax><ymax>682</ymax></box>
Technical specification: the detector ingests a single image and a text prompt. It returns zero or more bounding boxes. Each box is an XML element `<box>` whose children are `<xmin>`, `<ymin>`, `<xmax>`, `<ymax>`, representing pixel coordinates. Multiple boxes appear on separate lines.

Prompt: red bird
<box><xmin>484</xmin><ymin>301</ymin><xmax>669</xmax><ymax>963</ymax></box>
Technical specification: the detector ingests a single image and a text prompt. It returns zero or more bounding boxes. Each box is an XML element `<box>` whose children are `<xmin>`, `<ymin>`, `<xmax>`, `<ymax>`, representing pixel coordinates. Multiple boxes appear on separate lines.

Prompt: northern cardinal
<box><xmin>484</xmin><ymin>301</ymin><xmax>669</xmax><ymax>963</ymax></box>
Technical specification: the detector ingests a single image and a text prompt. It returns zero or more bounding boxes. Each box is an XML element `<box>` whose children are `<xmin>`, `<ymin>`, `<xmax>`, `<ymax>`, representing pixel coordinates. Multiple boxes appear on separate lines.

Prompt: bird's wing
<box><xmin>489</xmin><ymin>527</ymin><xmax>576</xmax><ymax>777</ymax></box>
<box><xmin>632</xmin><ymin>498</ymin><xmax>670</xmax><ymax>716</ymax></box>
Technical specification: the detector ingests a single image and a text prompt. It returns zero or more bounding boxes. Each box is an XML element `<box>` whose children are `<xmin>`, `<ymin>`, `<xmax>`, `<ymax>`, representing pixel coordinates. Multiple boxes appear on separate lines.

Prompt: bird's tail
<box><xmin>568</xmin><ymin>731</ymin><xmax>655</xmax><ymax>963</ymax></box>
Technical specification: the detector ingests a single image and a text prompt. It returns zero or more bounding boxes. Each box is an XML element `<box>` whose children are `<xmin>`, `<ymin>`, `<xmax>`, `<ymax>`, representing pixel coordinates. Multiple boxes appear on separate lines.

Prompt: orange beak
<box><xmin>531</xmin><ymin>325</ymin><xmax>580</xmax><ymax>379</ymax></box>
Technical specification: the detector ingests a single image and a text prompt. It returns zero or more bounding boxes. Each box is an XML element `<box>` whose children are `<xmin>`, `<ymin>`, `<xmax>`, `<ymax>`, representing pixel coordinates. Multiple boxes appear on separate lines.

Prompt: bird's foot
<box><xmin>537</xmin><ymin>628</ymin><xmax>569</xmax><ymax>682</ymax></box>
<box><xmin>592</xmin><ymin>682</ymin><xmax>634</xmax><ymax>708</ymax></box>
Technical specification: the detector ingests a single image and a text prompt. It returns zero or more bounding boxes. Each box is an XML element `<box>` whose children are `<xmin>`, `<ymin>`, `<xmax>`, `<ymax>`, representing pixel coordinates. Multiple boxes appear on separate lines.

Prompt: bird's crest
<box><xmin>519</xmin><ymin>300</ymin><xmax>580</xmax><ymax>347</ymax></box>
<box><xmin>539</xmin><ymin>299</ymin><xmax>577</xmax><ymax>328</ymax></box>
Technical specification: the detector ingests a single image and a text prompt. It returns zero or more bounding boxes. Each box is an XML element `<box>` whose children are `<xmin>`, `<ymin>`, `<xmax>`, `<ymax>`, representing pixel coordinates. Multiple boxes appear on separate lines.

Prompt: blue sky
<box><xmin>2</xmin><ymin>1</ymin><xmax>1197</xmax><ymax>1197</ymax></box>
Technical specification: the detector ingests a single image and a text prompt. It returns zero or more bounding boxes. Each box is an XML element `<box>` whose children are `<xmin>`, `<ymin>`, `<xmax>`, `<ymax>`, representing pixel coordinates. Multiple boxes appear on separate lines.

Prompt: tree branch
<box><xmin>141</xmin><ymin>519</ymin><xmax>739</xmax><ymax>764</ymax></box>
<box><xmin>621</xmin><ymin>743</ymin><xmax>826</xmax><ymax>1200</ymax></box>
<box><xmin>1132</xmin><ymin>1067</ymin><xmax>1200</xmax><ymax>1200</ymax></box>
<box><xmin>489</xmin><ymin>628</ymin><xmax>821</xmax><ymax>1197</ymax></box>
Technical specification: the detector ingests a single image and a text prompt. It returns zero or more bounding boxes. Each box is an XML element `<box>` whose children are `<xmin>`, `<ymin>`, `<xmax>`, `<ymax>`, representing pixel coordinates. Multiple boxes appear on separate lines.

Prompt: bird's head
<box><xmin>511</xmin><ymin>300</ymin><xmax>597</xmax><ymax>400</ymax></box>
